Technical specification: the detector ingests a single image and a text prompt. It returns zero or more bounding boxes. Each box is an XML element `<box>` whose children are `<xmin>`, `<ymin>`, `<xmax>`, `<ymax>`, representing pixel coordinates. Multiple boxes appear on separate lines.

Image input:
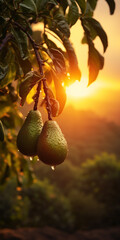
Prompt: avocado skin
<box><xmin>37</xmin><ymin>120</ymin><xmax>68</xmax><ymax>165</ymax></box>
<box><xmin>17</xmin><ymin>110</ymin><xmax>43</xmax><ymax>156</ymax></box>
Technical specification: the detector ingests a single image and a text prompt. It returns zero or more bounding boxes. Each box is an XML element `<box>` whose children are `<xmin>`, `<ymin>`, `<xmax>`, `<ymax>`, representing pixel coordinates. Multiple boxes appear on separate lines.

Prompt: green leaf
<box><xmin>0</xmin><ymin>49</ymin><xmax>16</xmax><ymax>88</ymax></box>
<box><xmin>13</xmin><ymin>14</ymin><xmax>32</xmax><ymax>35</ymax></box>
<box><xmin>53</xmin><ymin>10</ymin><xmax>70</xmax><ymax>38</ymax></box>
<box><xmin>12</xmin><ymin>42</ymin><xmax>32</xmax><ymax>75</ymax></box>
<box><xmin>12</xmin><ymin>27</ymin><xmax>29</xmax><ymax>60</ymax></box>
<box><xmin>75</xmin><ymin>0</ymin><xmax>86</xmax><ymax>14</ymax></box>
<box><xmin>34</xmin><ymin>0</ymin><xmax>56</xmax><ymax>12</ymax></box>
<box><xmin>81</xmin><ymin>18</ymin><xmax>105</xmax><ymax>85</ymax></box>
<box><xmin>47</xmin><ymin>48</ymin><xmax>66</xmax><ymax>76</ymax></box>
<box><xmin>87</xmin><ymin>0</ymin><xmax>98</xmax><ymax>10</ymax></box>
<box><xmin>19</xmin><ymin>71</ymin><xmax>42</xmax><ymax>106</ymax></box>
<box><xmin>52</xmin><ymin>71</ymin><xmax>67</xmax><ymax>115</ymax></box>
<box><xmin>34</xmin><ymin>0</ymin><xmax>48</xmax><ymax>11</ymax></box>
<box><xmin>61</xmin><ymin>36</ymin><xmax>81</xmax><ymax>84</ymax></box>
<box><xmin>0</xmin><ymin>16</ymin><xmax>7</xmax><ymax>37</ymax></box>
<box><xmin>84</xmin><ymin>2</ymin><xmax>93</xmax><ymax>17</ymax></box>
<box><xmin>85</xmin><ymin>18</ymin><xmax>108</xmax><ymax>52</ymax></box>
<box><xmin>104</xmin><ymin>0</ymin><xmax>115</xmax><ymax>14</ymax></box>
<box><xmin>20</xmin><ymin>0</ymin><xmax>37</xmax><ymax>16</ymax></box>
<box><xmin>59</xmin><ymin>0</ymin><xmax>68</xmax><ymax>13</ymax></box>
<box><xmin>49</xmin><ymin>29</ymin><xmax>81</xmax><ymax>83</ymax></box>
<box><xmin>0</xmin><ymin>65</ymin><xmax>8</xmax><ymax>81</ymax></box>
<box><xmin>67</xmin><ymin>0</ymin><xmax>79</xmax><ymax>27</ymax></box>
<box><xmin>0</xmin><ymin>120</ymin><xmax>4</xmax><ymax>142</ymax></box>
<box><xmin>44</xmin><ymin>33</ymin><xmax>65</xmax><ymax>56</ymax></box>
<box><xmin>88</xmin><ymin>44</ymin><xmax>104</xmax><ymax>85</ymax></box>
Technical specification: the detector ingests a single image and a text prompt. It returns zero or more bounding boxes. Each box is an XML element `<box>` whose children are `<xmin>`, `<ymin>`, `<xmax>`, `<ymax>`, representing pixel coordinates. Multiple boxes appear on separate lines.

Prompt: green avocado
<box><xmin>37</xmin><ymin>120</ymin><xmax>68</xmax><ymax>166</ymax></box>
<box><xmin>17</xmin><ymin>110</ymin><xmax>43</xmax><ymax>156</ymax></box>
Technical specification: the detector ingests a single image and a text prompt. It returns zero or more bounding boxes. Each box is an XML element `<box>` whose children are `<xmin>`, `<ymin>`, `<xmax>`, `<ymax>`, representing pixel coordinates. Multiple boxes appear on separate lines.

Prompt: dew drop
<box><xmin>51</xmin><ymin>166</ymin><xmax>55</xmax><ymax>171</ymax></box>
<box><xmin>30</xmin><ymin>157</ymin><xmax>33</xmax><ymax>161</ymax></box>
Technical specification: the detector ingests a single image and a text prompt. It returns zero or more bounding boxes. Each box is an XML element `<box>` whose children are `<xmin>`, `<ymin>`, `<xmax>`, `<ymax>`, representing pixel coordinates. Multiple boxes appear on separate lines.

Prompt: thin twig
<box><xmin>13</xmin><ymin>21</ymin><xmax>52</xmax><ymax>118</ymax></box>
<box><xmin>43</xmin><ymin>78</ymin><xmax>52</xmax><ymax>120</ymax></box>
<box><xmin>33</xmin><ymin>81</ymin><xmax>41</xmax><ymax>111</ymax></box>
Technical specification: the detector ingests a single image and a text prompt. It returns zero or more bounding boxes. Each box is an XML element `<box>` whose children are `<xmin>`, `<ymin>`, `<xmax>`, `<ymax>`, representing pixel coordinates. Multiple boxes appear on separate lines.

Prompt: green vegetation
<box><xmin>0</xmin><ymin>153</ymin><xmax>120</xmax><ymax>231</ymax></box>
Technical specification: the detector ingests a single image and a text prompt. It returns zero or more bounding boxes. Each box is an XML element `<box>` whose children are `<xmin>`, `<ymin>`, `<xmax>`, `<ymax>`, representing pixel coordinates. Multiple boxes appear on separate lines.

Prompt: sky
<box><xmin>32</xmin><ymin>1</ymin><xmax>120</xmax><ymax>123</ymax></box>
<box><xmin>65</xmin><ymin>0</ymin><xmax>120</xmax><ymax>122</ymax></box>
<box><xmin>70</xmin><ymin>0</ymin><xmax>120</xmax><ymax>85</ymax></box>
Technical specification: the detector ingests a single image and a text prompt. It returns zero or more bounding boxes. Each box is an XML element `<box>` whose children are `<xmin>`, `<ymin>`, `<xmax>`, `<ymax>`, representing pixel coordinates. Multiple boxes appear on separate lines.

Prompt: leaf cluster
<box><xmin>0</xmin><ymin>0</ymin><xmax>116</xmax><ymax>180</ymax></box>
<box><xmin>0</xmin><ymin>0</ymin><xmax>116</xmax><ymax>103</ymax></box>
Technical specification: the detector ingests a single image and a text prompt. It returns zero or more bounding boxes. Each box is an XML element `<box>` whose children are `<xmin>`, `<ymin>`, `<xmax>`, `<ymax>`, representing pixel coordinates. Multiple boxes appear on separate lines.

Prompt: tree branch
<box><xmin>43</xmin><ymin>78</ymin><xmax>52</xmax><ymax>120</ymax></box>
<box><xmin>13</xmin><ymin>21</ymin><xmax>44</xmax><ymax>76</ymax></box>
<box><xmin>33</xmin><ymin>81</ymin><xmax>41</xmax><ymax>111</ymax></box>
<box><xmin>13</xmin><ymin>21</ymin><xmax>52</xmax><ymax>118</ymax></box>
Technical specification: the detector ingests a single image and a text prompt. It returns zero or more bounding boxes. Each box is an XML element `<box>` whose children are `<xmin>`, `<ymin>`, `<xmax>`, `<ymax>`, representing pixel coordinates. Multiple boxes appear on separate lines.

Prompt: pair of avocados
<box><xmin>17</xmin><ymin>110</ymin><xmax>68</xmax><ymax>166</ymax></box>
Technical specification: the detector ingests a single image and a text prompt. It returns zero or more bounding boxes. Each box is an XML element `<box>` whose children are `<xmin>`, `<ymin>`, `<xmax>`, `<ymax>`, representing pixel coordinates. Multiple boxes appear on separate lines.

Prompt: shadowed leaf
<box><xmin>67</xmin><ymin>0</ymin><xmax>79</xmax><ymax>27</ymax></box>
<box><xmin>19</xmin><ymin>71</ymin><xmax>42</xmax><ymax>106</ymax></box>
<box><xmin>104</xmin><ymin>0</ymin><xmax>115</xmax><ymax>14</ymax></box>
<box><xmin>85</xmin><ymin>18</ymin><xmax>108</xmax><ymax>52</ymax></box>
<box><xmin>88</xmin><ymin>45</ymin><xmax>104</xmax><ymax>86</ymax></box>
<box><xmin>52</xmin><ymin>71</ymin><xmax>67</xmax><ymax>115</ymax></box>
<box><xmin>76</xmin><ymin>0</ymin><xmax>86</xmax><ymax>13</ymax></box>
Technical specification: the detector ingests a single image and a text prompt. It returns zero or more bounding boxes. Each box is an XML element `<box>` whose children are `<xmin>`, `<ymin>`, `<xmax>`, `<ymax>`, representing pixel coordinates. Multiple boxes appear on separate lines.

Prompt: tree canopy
<box><xmin>0</xmin><ymin>0</ymin><xmax>116</xmax><ymax>183</ymax></box>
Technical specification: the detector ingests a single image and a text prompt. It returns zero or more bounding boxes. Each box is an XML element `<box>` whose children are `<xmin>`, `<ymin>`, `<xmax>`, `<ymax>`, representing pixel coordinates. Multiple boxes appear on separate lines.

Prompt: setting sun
<box><xmin>66</xmin><ymin>77</ymin><xmax>100</xmax><ymax>99</ymax></box>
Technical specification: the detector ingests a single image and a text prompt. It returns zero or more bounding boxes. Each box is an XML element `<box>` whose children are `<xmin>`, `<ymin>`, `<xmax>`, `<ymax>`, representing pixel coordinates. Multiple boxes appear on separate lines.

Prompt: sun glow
<box><xmin>66</xmin><ymin>77</ymin><xmax>99</xmax><ymax>99</ymax></box>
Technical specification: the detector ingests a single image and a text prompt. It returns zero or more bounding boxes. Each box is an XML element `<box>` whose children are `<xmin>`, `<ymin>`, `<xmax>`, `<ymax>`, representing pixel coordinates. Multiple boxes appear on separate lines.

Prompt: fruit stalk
<box><xmin>43</xmin><ymin>78</ymin><xmax>52</xmax><ymax>120</ymax></box>
<box><xmin>33</xmin><ymin>81</ymin><xmax>41</xmax><ymax>111</ymax></box>
<box><xmin>13</xmin><ymin>22</ymin><xmax>52</xmax><ymax>117</ymax></box>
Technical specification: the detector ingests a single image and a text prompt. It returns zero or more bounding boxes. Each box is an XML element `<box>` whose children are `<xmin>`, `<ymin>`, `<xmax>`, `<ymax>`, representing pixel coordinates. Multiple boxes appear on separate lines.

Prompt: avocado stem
<box><xmin>43</xmin><ymin>78</ymin><xmax>52</xmax><ymax>120</ymax></box>
<box><xmin>12</xmin><ymin>22</ymin><xmax>52</xmax><ymax>116</ymax></box>
<box><xmin>33</xmin><ymin>81</ymin><xmax>41</xmax><ymax>110</ymax></box>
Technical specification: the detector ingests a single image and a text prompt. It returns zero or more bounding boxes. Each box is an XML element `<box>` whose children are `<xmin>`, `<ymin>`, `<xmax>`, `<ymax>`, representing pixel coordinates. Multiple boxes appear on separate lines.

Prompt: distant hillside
<box><xmin>57</xmin><ymin>106</ymin><xmax>120</xmax><ymax>164</ymax></box>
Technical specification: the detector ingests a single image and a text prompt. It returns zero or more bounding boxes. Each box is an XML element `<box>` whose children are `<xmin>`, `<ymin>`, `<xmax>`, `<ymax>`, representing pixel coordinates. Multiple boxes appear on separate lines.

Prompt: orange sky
<box><xmin>32</xmin><ymin>1</ymin><xmax>120</xmax><ymax>122</ymax></box>
<box><xmin>67</xmin><ymin>0</ymin><xmax>120</xmax><ymax>103</ymax></box>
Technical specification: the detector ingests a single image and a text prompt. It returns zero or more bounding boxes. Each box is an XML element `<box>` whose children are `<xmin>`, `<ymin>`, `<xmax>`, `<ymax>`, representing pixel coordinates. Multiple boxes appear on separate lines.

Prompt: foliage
<box><xmin>0</xmin><ymin>177</ymin><xmax>74</xmax><ymax>231</ymax></box>
<box><xmin>0</xmin><ymin>153</ymin><xmax>120</xmax><ymax>231</ymax></box>
<box><xmin>0</xmin><ymin>177</ymin><xmax>29</xmax><ymax>228</ymax></box>
<box><xmin>80</xmin><ymin>153</ymin><xmax>120</xmax><ymax>205</ymax></box>
<box><xmin>0</xmin><ymin>0</ymin><xmax>116</xmax><ymax>179</ymax></box>
<box><xmin>24</xmin><ymin>179</ymin><xmax>74</xmax><ymax>230</ymax></box>
<box><xmin>34</xmin><ymin>153</ymin><xmax>120</xmax><ymax>229</ymax></box>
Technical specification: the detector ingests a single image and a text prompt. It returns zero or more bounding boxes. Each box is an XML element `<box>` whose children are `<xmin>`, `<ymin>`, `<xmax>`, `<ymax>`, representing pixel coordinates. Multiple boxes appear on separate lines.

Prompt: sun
<box><xmin>65</xmin><ymin>77</ymin><xmax>101</xmax><ymax>99</ymax></box>
<box><xmin>66</xmin><ymin>78</ymin><xmax>87</xmax><ymax>98</ymax></box>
